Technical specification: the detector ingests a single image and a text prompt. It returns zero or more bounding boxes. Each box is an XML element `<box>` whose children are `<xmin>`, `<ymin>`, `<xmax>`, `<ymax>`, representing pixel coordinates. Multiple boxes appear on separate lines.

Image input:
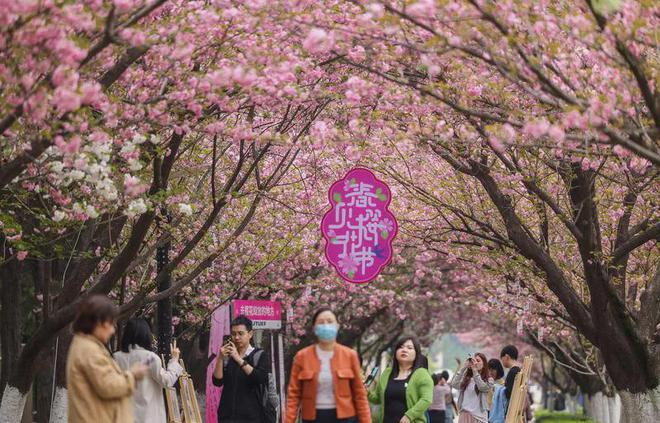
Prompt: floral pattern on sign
<box><xmin>321</xmin><ymin>168</ymin><xmax>398</xmax><ymax>283</ymax></box>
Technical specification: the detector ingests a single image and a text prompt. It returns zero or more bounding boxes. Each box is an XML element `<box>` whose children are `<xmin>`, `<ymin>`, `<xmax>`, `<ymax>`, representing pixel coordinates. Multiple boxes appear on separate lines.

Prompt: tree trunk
<box><xmin>0</xmin><ymin>261</ymin><xmax>28</xmax><ymax>423</ymax></box>
<box><xmin>585</xmin><ymin>392</ymin><xmax>606</xmax><ymax>423</ymax></box>
<box><xmin>584</xmin><ymin>391</ymin><xmax>623</xmax><ymax>423</ymax></box>
<box><xmin>0</xmin><ymin>261</ymin><xmax>23</xmax><ymax>392</ymax></box>
<box><xmin>0</xmin><ymin>385</ymin><xmax>28</xmax><ymax>423</ymax></box>
<box><xmin>48</xmin><ymin>330</ymin><xmax>71</xmax><ymax>423</ymax></box>
<box><xmin>35</xmin><ymin>359</ymin><xmax>54</xmax><ymax>423</ymax></box>
<box><xmin>618</xmin><ymin>386</ymin><xmax>660</xmax><ymax>423</ymax></box>
<box><xmin>608</xmin><ymin>394</ymin><xmax>621</xmax><ymax>423</ymax></box>
<box><xmin>48</xmin><ymin>387</ymin><xmax>67</xmax><ymax>423</ymax></box>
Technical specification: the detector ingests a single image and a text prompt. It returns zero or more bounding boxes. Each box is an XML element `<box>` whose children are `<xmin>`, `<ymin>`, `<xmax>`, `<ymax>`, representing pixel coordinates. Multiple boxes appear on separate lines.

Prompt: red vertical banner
<box><xmin>206</xmin><ymin>305</ymin><xmax>230</xmax><ymax>423</ymax></box>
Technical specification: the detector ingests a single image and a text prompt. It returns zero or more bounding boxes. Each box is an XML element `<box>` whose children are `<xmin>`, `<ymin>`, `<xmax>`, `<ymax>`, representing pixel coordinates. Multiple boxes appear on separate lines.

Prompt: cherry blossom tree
<box><xmin>0</xmin><ymin>0</ymin><xmax>339</xmax><ymax>420</ymax></box>
<box><xmin>2</xmin><ymin>1</ymin><xmax>658</xmax><ymax>422</ymax></box>
<box><xmin>297</xmin><ymin>1</ymin><xmax>659</xmax><ymax>420</ymax></box>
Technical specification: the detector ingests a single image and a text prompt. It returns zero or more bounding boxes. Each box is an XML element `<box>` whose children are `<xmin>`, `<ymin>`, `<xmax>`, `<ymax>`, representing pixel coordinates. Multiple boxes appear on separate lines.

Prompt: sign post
<box><xmin>278</xmin><ymin>332</ymin><xmax>286</xmax><ymax>423</ymax></box>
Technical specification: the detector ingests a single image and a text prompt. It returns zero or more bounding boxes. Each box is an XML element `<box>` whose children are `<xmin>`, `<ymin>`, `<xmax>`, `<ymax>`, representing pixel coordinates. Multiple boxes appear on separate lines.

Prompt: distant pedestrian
<box><xmin>368</xmin><ymin>336</ymin><xmax>433</xmax><ymax>423</ymax></box>
<box><xmin>487</xmin><ymin>359</ymin><xmax>506</xmax><ymax>423</ymax></box>
<box><xmin>499</xmin><ymin>345</ymin><xmax>521</xmax><ymax>410</ymax></box>
<box><xmin>67</xmin><ymin>295</ymin><xmax>148</xmax><ymax>423</ymax></box>
<box><xmin>450</xmin><ymin>353</ymin><xmax>493</xmax><ymax>423</ymax></box>
<box><xmin>113</xmin><ymin>318</ymin><xmax>183</xmax><ymax>423</ymax></box>
<box><xmin>286</xmin><ymin>307</ymin><xmax>370</xmax><ymax>423</ymax></box>
<box><xmin>212</xmin><ymin>315</ymin><xmax>271</xmax><ymax>423</ymax></box>
<box><xmin>429</xmin><ymin>373</ymin><xmax>451</xmax><ymax>423</ymax></box>
<box><xmin>441</xmin><ymin>371</ymin><xmax>455</xmax><ymax>423</ymax></box>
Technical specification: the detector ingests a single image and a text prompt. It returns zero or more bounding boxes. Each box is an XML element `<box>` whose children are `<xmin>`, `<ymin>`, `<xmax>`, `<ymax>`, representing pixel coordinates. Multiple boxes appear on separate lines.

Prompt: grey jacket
<box><xmin>449</xmin><ymin>366</ymin><xmax>494</xmax><ymax>413</ymax></box>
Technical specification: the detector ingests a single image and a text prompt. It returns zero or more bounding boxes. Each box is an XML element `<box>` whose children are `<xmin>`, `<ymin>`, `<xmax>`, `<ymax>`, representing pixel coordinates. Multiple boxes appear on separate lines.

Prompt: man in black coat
<box><xmin>212</xmin><ymin>315</ymin><xmax>270</xmax><ymax>423</ymax></box>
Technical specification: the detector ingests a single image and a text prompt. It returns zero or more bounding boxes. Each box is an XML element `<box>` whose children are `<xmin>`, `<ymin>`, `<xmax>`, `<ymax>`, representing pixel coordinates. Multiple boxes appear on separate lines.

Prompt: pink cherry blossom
<box><xmin>123</xmin><ymin>175</ymin><xmax>147</xmax><ymax>197</ymax></box>
<box><xmin>407</xmin><ymin>0</ymin><xmax>437</xmax><ymax>18</ymax></box>
<box><xmin>467</xmin><ymin>84</ymin><xmax>483</xmax><ymax>97</ymax></box>
<box><xmin>337</xmin><ymin>254</ymin><xmax>358</xmax><ymax>275</ymax></box>
<box><xmin>53</xmin><ymin>87</ymin><xmax>82</xmax><ymax>114</ymax></box>
<box><xmin>547</xmin><ymin>125</ymin><xmax>565</xmax><ymax>142</ymax></box>
<box><xmin>488</xmin><ymin>136</ymin><xmax>505</xmax><ymax>153</ymax></box>
<box><xmin>302</xmin><ymin>28</ymin><xmax>334</xmax><ymax>54</ymax></box>
<box><xmin>522</xmin><ymin>119</ymin><xmax>550</xmax><ymax>138</ymax></box>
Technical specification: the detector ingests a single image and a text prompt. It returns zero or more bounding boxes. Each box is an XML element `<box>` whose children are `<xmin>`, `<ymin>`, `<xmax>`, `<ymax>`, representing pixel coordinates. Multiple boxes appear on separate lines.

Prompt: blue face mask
<box><xmin>314</xmin><ymin>323</ymin><xmax>339</xmax><ymax>341</ymax></box>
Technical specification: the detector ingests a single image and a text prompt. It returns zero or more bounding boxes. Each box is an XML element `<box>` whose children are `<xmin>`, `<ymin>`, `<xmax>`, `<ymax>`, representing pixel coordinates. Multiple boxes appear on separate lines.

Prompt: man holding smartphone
<box><xmin>212</xmin><ymin>315</ymin><xmax>271</xmax><ymax>423</ymax></box>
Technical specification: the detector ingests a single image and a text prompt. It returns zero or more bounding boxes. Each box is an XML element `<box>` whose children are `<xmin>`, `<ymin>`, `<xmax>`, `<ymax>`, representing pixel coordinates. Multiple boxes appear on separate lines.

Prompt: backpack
<box><xmin>251</xmin><ymin>349</ymin><xmax>280</xmax><ymax>423</ymax></box>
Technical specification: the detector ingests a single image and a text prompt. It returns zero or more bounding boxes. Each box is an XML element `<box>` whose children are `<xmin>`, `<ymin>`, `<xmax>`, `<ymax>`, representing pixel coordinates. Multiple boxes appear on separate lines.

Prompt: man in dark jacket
<box><xmin>500</xmin><ymin>344</ymin><xmax>521</xmax><ymax>410</ymax></box>
<box><xmin>212</xmin><ymin>315</ymin><xmax>270</xmax><ymax>423</ymax></box>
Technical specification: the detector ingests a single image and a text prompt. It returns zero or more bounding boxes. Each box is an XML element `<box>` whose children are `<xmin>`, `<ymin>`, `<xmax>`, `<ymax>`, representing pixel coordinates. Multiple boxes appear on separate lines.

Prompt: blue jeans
<box><xmin>445</xmin><ymin>405</ymin><xmax>454</xmax><ymax>423</ymax></box>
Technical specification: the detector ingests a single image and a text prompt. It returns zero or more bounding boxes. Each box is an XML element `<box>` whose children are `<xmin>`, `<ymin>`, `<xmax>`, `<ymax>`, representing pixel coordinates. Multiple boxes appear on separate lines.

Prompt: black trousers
<box><xmin>303</xmin><ymin>409</ymin><xmax>358</xmax><ymax>423</ymax></box>
<box><xmin>429</xmin><ymin>409</ymin><xmax>446</xmax><ymax>423</ymax></box>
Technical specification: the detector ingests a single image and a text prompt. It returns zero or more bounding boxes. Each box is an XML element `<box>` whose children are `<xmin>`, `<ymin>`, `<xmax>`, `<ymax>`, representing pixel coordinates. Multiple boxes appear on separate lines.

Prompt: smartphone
<box><xmin>467</xmin><ymin>353</ymin><xmax>474</xmax><ymax>361</ymax></box>
<box><xmin>222</xmin><ymin>335</ymin><xmax>232</xmax><ymax>345</ymax></box>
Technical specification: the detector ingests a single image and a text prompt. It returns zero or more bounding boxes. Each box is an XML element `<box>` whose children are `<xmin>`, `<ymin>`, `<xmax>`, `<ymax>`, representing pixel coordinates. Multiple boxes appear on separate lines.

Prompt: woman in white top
<box><xmin>114</xmin><ymin>318</ymin><xmax>183</xmax><ymax>423</ymax></box>
<box><xmin>449</xmin><ymin>353</ymin><xmax>493</xmax><ymax>423</ymax></box>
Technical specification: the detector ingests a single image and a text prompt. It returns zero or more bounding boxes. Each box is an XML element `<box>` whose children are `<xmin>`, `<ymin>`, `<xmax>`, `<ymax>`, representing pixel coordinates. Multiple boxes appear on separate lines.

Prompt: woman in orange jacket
<box><xmin>286</xmin><ymin>307</ymin><xmax>371</xmax><ymax>423</ymax></box>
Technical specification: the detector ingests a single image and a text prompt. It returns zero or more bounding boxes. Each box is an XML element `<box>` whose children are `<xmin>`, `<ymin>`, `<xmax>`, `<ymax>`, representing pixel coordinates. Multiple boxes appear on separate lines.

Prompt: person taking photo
<box><xmin>212</xmin><ymin>315</ymin><xmax>271</xmax><ymax>423</ymax></box>
<box><xmin>449</xmin><ymin>353</ymin><xmax>493</xmax><ymax>423</ymax></box>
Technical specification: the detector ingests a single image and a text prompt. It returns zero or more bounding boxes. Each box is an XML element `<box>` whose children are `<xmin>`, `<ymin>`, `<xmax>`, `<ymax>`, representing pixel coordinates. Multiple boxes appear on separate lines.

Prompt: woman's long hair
<box><xmin>120</xmin><ymin>318</ymin><xmax>153</xmax><ymax>352</ymax></box>
<box><xmin>390</xmin><ymin>336</ymin><xmax>423</xmax><ymax>380</ymax></box>
<box><xmin>460</xmin><ymin>352</ymin><xmax>489</xmax><ymax>391</ymax></box>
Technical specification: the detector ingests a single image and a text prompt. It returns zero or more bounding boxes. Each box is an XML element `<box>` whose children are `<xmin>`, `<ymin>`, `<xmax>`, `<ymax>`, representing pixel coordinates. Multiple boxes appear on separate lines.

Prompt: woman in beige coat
<box><xmin>66</xmin><ymin>295</ymin><xmax>148</xmax><ymax>423</ymax></box>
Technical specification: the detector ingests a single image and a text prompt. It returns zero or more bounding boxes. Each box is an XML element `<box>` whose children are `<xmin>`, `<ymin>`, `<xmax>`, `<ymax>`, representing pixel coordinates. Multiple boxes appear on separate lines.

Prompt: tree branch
<box><xmin>611</xmin><ymin>221</ymin><xmax>660</xmax><ymax>265</ymax></box>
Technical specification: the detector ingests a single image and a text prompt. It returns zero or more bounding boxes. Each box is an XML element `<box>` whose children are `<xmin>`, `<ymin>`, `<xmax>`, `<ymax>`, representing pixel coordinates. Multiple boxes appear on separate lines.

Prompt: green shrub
<box><xmin>534</xmin><ymin>409</ymin><xmax>595</xmax><ymax>423</ymax></box>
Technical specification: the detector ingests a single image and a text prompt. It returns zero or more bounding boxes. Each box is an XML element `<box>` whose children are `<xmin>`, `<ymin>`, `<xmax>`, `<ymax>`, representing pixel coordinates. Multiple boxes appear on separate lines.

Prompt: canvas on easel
<box><xmin>505</xmin><ymin>356</ymin><xmax>533</xmax><ymax>423</ymax></box>
<box><xmin>179</xmin><ymin>360</ymin><xmax>203</xmax><ymax>423</ymax></box>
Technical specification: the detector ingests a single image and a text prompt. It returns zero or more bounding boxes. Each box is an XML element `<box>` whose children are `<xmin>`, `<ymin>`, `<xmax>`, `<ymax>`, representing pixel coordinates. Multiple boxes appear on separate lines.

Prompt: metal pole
<box><xmin>278</xmin><ymin>332</ymin><xmax>285</xmax><ymax>423</ymax></box>
<box><xmin>157</xmin><ymin>208</ymin><xmax>172</xmax><ymax>359</ymax></box>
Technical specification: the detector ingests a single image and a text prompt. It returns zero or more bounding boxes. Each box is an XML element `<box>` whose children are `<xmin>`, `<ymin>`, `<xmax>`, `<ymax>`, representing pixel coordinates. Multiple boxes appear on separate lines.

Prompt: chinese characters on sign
<box><xmin>321</xmin><ymin>168</ymin><xmax>398</xmax><ymax>283</ymax></box>
<box><xmin>231</xmin><ymin>299</ymin><xmax>282</xmax><ymax>329</ymax></box>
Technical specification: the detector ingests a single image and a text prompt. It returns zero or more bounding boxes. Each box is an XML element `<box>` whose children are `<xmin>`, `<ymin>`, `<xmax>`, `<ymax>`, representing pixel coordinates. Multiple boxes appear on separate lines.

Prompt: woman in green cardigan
<box><xmin>368</xmin><ymin>336</ymin><xmax>433</xmax><ymax>423</ymax></box>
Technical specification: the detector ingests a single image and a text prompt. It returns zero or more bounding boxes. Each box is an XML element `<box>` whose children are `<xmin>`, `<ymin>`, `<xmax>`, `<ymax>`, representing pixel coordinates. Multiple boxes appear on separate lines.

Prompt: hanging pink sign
<box><xmin>206</xmin><ymin>305</ymin><xmax>230</xmax><ymax>423</ymax></box>
<box><xmin>321</xmin><ymin>167</ymin><xmax>398</xmax><ymax>283</ymax></box>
